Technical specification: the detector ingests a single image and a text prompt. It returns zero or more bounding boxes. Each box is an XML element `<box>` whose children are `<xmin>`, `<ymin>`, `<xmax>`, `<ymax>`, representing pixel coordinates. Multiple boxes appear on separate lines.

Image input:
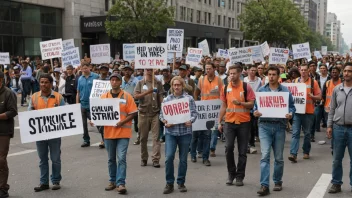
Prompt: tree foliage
<box><xmin>105</xmin><ymin>0</ymin><xmax>175</xmax><ymax>43</ymax></box>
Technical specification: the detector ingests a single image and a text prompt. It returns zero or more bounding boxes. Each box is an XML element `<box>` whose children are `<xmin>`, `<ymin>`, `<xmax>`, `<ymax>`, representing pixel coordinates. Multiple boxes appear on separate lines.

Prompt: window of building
<box><xmin>105</xmin><ymin>0</ymin><xmax>109</xmax><ymax>11</ymax></box>
<box><xmin>197</xmin><ymin>10</ymin><xmax>201</xmax><ymax>23</ymax></box>
<box><xmin>237</xmin><ymin>2</ymin><xmax>241</xmax><ymax>13</ymax></box>
<box><xmin>218</xmin><ymin>0</ymin><xmax>221</xmax><ymax>7</ymax></box>
<box><xmin>232</xmin><ymin>0</ymin><xmax>235</xmax><ymax>10</ymax></box>
<box><xmin>187</xmin><ymin>8</ymin><xmax>190</xmax><ymax>21</ymax></box>
<box><xmin>180</xmin><ymin>6</ymin><xmax>186</xmax><ymax>21</ymax></box>
<box><xmin>204</xmin><ymin>0</ymin><xmax>207</xmax><ymax>3</ymax></box>
<box><xmin>209</xmin><ymin>0</ymin><xmax>211</xmax><ymax>5</ymax></box>
<box><xmin>180</xmin><ymin>6</ymin><xmax>184</xmax><ymax>21</ymax></box>
<box><xmin>228</xmin><ymin>17</ymin><xmax>231</xmax><ymax>28</ymax></box>
<box><xmin>232</xmin><ymin>18</ymin><xmax>235</xmax><ymax>29</ymax></box>
<box><xmin>190</xmin><ymin>9</ymin><xmax>194</xmax><ymax>22</ymax></box>
<box><xmin>218</xmin><ymin>15</ymin><xmax>221</xmax><ymax>26</ymax></box>
<box><xmin>204</xmin><ymin>12</ymin><xmax>207</xmax><ymax>24</ymax></box>
<box><xmin>228</xmin><ymin>0</ymin><xmax>231</xmax><ymax>10</ymax></box>
<box><xmin>237</xmin><ymin>19</ymin><xmax>240</xmax><ymax>29</ymax></box>
<box><xmin>208</xmin><ymin>13</ymin><xmax>211</xmax><ymax>25</ymax></box>
<box><xmin>223</xmin><ymin>16</ymin><xmax>226</xmax><ymax>27</ymax></box>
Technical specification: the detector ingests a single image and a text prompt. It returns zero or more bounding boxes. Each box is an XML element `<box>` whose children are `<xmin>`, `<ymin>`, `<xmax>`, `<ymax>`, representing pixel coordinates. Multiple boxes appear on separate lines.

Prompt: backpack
<box><xmin>224</xmin><ymin>82</ymin><xmax>248</xmax><ymax>102</ymax></box>
<box><xmin>295</xmin><ymin>77</ymin><xmax>314</xmax><ymax>94</ymax></box>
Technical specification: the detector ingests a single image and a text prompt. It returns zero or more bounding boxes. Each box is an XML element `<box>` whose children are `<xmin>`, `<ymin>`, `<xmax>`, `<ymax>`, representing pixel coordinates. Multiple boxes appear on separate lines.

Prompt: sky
<box><xmin>328</xmin><ymin>0</ymin><xmax>352</xmax><ymax>47</ymax></box>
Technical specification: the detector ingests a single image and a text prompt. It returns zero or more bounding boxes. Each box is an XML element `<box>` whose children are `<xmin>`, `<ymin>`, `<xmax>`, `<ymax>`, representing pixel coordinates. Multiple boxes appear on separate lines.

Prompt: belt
<box><xmin>259</xmin><ymin>120</ymin><xmax>282</xmax><ymax>124</ymax></box>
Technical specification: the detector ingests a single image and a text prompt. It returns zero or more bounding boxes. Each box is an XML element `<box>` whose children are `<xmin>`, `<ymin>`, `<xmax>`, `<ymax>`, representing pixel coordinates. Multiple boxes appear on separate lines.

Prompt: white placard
<box><xmin>90</xmin><ymin>79</ymin><xmax>112</xmax><ymax>98</ymax></box>
<box><xmin>167</xmin><ymin>52</ymin><xmax>182</xmax><ymax>63</ymax></box>
<box><xmin>0</xmin><ymin>52</ymin><xmax>10</xmax><ymax>65</ymax></box>
<box><xmin>321</xmin><ymin>46</ymin><xmax>327</xmax><ymax>55</ymax></box>
<box><xmin>256</xmin><ymin>92</ymin><xmax>289</xmax><ymax>118</ymax></box>
<box><xmin>90</xmin><ymin>44</ymin><xmax>111</xmax><ymax>64</ymax></box>
<box><xmin>292</xmin><ymin>42</ymin><xmax>311</xmax><ymax>60</ymax></box>
<box><xmin>90</xmin><ymin>98</ymin><xmax>120</xmax><ymax>126</ymax></box>
<box><xmin>19</xmin><ymin>104</ymin><xmax>83</xmax><ymax>144</ymax></box>
<box><xmin>166</xmin><ymin>28</ymin><xmax>184</xmax><ymax>53</ymax></box>
<box><xmin>284</xmin><ymin>83</ymin><xmax>307</xmax><ymax>114</ymax></box>
<box><xmin>228</xmin><ymin>47</ymin><xmax>253</xmax><ymax>64</ymax></box>
<box><xmin>62</xmin><ymin>47</ymin><xmax>80</xmax><ymax>68</ymax></box>
<box><xmin>198</xmin><ymin>40</ymin><xmax>210</xmax><ymax>56</ymax></box>
<box><xmin>161</xmin><ymin>98</ymin><xmax>191</xmax><ymax>125</ymax></box>
<box><xmin>193</xmin><ymin>100</ymin><xmax>222</xmax><ymax>131</ymax></box>
<box><xmin>217</xmin><ymin>49</ymin><xmax>228</xmax><ymax>58</ymax></box>
<box><xmin>186</xmin><ymin>48</ymin><xmax>203</xmax><ymax>66</ymax></box>
<box><xmin>62</xmin><ymin>39</ymin><xmax>75</xmax><ymax>52</ymax></box>
<box><xmin>314</xmin><ymin>51</ymin><xmax>323</xmax><ymax>59</ymax></box>
<box><xmin>269</xmin><ymin>48</ymin><xmax>289</xmax><ymax>65</ymax></box>
<box><xmin>134</xmin><ymin>43</ymin><xmax>168</xmax><ymax>69</ymax></box>
<box><xmin>40</xmin><ymin>39</ymin><xmax>63</xmax><ymax>60</ymax></box>
<box><xmin>251</xmin><ymin>45</ymin><xmax>264</xmax><ymax>63</ymax></box>
<box><xmin>123</xmin><ymin>44</ymin><xmax>135</xmax><ymax>62</ymax></box>
<box><xmin>261</xmin><ymin>41</ymin><xmax>270</xmax><ymax>56</ymax></box>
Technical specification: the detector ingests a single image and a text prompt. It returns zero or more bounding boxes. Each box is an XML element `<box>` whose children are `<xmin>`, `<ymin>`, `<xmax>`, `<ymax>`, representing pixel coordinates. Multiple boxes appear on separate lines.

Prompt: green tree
<box><xmin>105</xmin><ymin>0</ymin><xmax>175</xmax><ymax>43</ymax></box>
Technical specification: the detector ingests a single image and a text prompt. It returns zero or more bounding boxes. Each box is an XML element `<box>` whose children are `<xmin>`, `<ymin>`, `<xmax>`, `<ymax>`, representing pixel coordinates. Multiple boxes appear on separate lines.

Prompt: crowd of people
<box><xmin>0</xmin><ymin>52</ymin><xmax>351</xmax><ymax>197</ymax></box>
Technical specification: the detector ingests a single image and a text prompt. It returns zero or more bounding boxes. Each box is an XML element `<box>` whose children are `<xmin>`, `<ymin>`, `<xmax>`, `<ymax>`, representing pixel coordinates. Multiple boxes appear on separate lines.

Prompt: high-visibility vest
<box><xmin>295</xmin><ymin>77</ymin><xmax>316</xmax><ymax>114</ymax></box>
<box><xmin>224</xmin><ymin>81</ymin><xmax>250</xmax><ymax>123</ymax></box>
<box><xmin>324</xmin><ymin>79</ymin><xmax>342</xmax><ymax>112</ymax></box>
<box><xmin>199</xmin><ymin>75</ymin><xmax>222</xmax><ymax>100</ymax></box>
<box><xmin>31</xmin><ymin>91</ymin><xmax>63</xmax><ymax>110</ymax></box>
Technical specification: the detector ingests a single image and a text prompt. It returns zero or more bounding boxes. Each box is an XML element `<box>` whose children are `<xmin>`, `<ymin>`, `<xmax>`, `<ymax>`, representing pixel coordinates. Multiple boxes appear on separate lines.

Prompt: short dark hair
<box><xmin>331</xmin><ymin>66</ymin><xmax>340</xmax><ymax>72</ymax></box>
<box><xmin>205</xmin><ymin>62</ymin><xmax>215</xmax><ymax>68</ymax></box>
<box><xmin>344</xmin><ymin>62</ymin><xmax>352</xmax><ymax>67</ymax></box>
<box><xmin>248</xmin><ymin>65</ymin><xmax>257</xmax><ymax>69</ymax></box>
<box><xmin>228</xmin><ymin>65</ymin><xmax>242</xmax><ymax>73</ymax></box>
<box><xmin>308</xmin><ymin>61</ymin><xmax>316</xmax><ymax>67</ymax></box>
<box><xmin>39</xmin><ymin>73</ymin><xmax>53</xmax><ymax>83</ymax></box>
<box><xmin>267</xmin><ymin>66</ymin><xmax>280</xmax><ymax>75</ymax></box>
<box><xmin>82</xmin><ymin>63</ymin><xmax>89</xmax><ymax>67</ymax></box>
<box><xmin>66</xmin><ymin>65</ymin><xmax>74</xmax><ymax>70</ymax></box>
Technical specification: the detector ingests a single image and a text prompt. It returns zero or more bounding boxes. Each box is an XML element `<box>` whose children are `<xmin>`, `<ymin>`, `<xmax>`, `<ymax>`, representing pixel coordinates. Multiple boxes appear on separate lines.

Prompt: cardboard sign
<box><xmin>284</xmin><ymin>83</ymin><xmax>307</xmax><ymax>114</ymax></box>
<box><xmin>228</xmin><ymin>47</ymin><xmax>253</xmax><ymax>64</ymax></box>
<box><xmin>40</xmin><ymin>39</ymin><xmax>63</xmax><ymax>60</ymax></box>
<box><xmin>256</xmin><ymin>92</ymin><xmax>289</xmax><ymax>118</ymax></box>
<box><xmin>217</xmin><ymin>49</ymin><xmax>228</xmax><ymax>59</ymax></box>
<box><xmin>62</xmin><ymin>47</ymin><xmax>80</xmax><ymax>68</ymax></box>
<box><xmin>261</xmin><ymin>41</ymin><xmax>270</xmax><ymax>56</ymax></box>
<box><xmin>90</xmin><ymin>79</ymin><xmax>112</xmax><ymax>98</ymax></box>
<box><xmin>251</xmin><ymin>45</ymin><xmax>264</xmax><ymax>63</ymax></box>
<box><xmin>321</xmin><ymin>46</ymin><xmax>328</xmax><ymax>55</ymax></box>
<box><xmin>269</xmin><ymin>48</ymin><xmax>289</xmax><ymax>65</ymax></box>
<box><xmin>167</xmin><ymin>52</ymin><xmax>182</xmax><ymax>63</ymax></box>
<box><xmin>193</xmin><ymin>100</ymin><xmax>222</xmax><ymax>131</ymax></box>
<box><xmin>123</xmin><ymin>44</ymin><xmax>135</xmax><ymax>62</ymax></box>
<box><xmin>0</xmin><ymin>52</ymin><xmax>10</xmax><ymax>65</ymax></box>
<box><xmin>90</xmin><ymin>98</ymin><xmax>120</xmax><ymax>126</ymax></box>
<box><xmin>90</xmin><ymin>44</ymin><xmax>111</xmax><ymax>64</ymax></box>
<box><xmin>19</xmin><ymin>104</ymin><xmax>83</xmax><ymax>144</ymax></box>
<box><xmin>314</xmin><ymin>51</ymin><xmax>323</xmax><ymax>59</ymax></box>
<box><xmin>62</xmin><ymin>39</ymin><xmax>75</xmax><ymax>51</ymax></box>
<box><xmin>186</xmin><ymin>48</ymin><xmax>203</xmax><ymax>66</ymax></box>
<box><xmin>198</xmin><ymin>40</ymin><xmax>210</xmax><ymax>56</ymax></box>
<box><xmin>161</xmin><ymin>98</ymin><xmax>191</xmax><ymax>124</ymax></box>
<box><xmin>166</xmin><ymin>28</ymin><xmax>184</xmax><ymax>53</ymax></box>
<box><xmin>292</xmin><ymin>42</ymin><xmax>311</xmax><ymax>60</ymax></box>
<box><xmin>135</xmin><ymin>43</ymin><xmax>168</xmax><ymax>69</ymax></box>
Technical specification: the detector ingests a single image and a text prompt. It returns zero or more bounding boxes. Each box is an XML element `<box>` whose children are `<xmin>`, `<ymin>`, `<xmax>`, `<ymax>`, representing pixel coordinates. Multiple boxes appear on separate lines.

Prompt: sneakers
<box><xmin>197</xmin><ymin>152</ymin><xmax>202</xmax><ymax>158</ymax></box>
<box><xmin>34</xmin><ymin>184</ymin><xmax>50</xmax><ymax>192</ymax></box>
<box><xmin>191</xmin><ymin>157</ymin><xmax>197</xmax><ymax>163</ymax></box>
<box><xmin>116</xmin><ymin>185</ymin><xmax>127</xmax><ymax>194</ymax></box>
<box><xmin>52</xmin><ymin>183</ymin><xmax>61</xmax><ymax>190</ymax></box>
<box><xmin>226</xmin><ymin>174</ymin><xmax>235</xmax><ymax>185</ymax></box>
<box><xmin>133</xmin><ymin>140</ymin><xmax>140</xmax><ymax>145</ymax></box>
<box><xmin>99</xmin><ymin>142</ymin><xmax>105</xmax><ymax>149</ymax></box>
<box><xmin>178</xmin><ymin>184</ymin><xmax>187</xmax><ymax>192</ymax></box>
<box><xmin>249</xmin><ymin>147</ymin><xmax>257</xmax><ymax>154</ymax></box>
<box><xmin>210</xmin><ymin>151</ymin><xmax>216</xmax><ymax>157</ymax></box>
<box><xmin>257</xmin><ymin>185</ymin><xmax>270</xmax><ymax>196</ymax></box>
<box><xmin>328</xmin><ymin>184</ymin><xmax>341</xmax><ymax>193</ymax></box>
<box><xmin>303</xmin><ymin>154</ymin><xmax>310</xmax><ymax>159</ymax></box>
<box><xmin>235</xmin><ymin>177</ymin><xmax>244</xmax><ymax>186</ymax></box>
<box><xmin>273</xmin><ymin>183</ymin><xmax>282</xmax><ymax>191</ymax></box>
<box><xmin>288</xmin><ymin>155</ymin><xmax>297</xmax><ymax>163</ymax></box>
<box><xmin>105</xmin><ymin>182</ymin><xmax>116</xmax><ymax>191</ymax></box>
<box><xmin>163</xmin><ymin>184</ymin><xmax>174</xmax><ymax>194</ymax></box>
<box><xmin>311</xmin><ymin>137</ymin><xmax>315</xmax><ymax>142</ymax></box>
<box><xmin>153</xmin><ymin>161</ymin><xmax>161</xmax><ymax>168</ymax></box>
<box><xmin>81</xmin><ymin>142</ymin><xmax>90</xmax><ymax>147</ymax></box>
<box><xmin>141</xmin><ymin>160</ymin><xmax>147</xmax><ymax>166</ymax></box>
<box><xmin>203</xmin><ymin>159</ymin><xmax>211</xmax><ymax>166</ymax></box>
<box><xmin>0</xmin><ymin>190</ymin><xmax>9</xmax><ymax>198</ymax></box>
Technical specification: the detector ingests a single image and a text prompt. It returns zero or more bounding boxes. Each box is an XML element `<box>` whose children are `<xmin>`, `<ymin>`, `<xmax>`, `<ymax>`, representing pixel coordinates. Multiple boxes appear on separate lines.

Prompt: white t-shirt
<box><xmin>320</xmin><ymin>75</ymin><xmax>328</xmax><ymax>88</ymax></box>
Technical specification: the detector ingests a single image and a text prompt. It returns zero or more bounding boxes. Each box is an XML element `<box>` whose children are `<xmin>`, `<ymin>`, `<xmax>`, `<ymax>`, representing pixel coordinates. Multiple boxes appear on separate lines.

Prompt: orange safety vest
<box><xmin>31</xmin><ymin>91</ymin><xmax>63</xmax><ymax>110</ymax></box>
<box><xmin>224</xmin><ymin>81</ymin><xmax>251</xmax><ymax>123</ymax></box>
<box><xmin>295</xmin><ymin>77</ymin><xmax>316</xmax><ymax>114</ymax></box>
<box><xmin>324</xmin><ymin>79</ymin><xmax>342</xmax><ymax>112</ymax></box>
<box><xmin>101</xmin><ymin>90</ymin><xmax>137</xmax><ymax>139</ymax></box>
<box><xmin>199</xmin><ymin>75</ymin><xmax>223</xmax><ymax>100</ymax></box>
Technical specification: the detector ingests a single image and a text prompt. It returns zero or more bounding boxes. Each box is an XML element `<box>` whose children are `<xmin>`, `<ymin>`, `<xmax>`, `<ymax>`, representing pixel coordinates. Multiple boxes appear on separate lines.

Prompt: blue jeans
<box><xmin>290</xmin><ymin>114</ymin><xmax>314</xmax><ymax>156</ymax></box>
<box><xmin>210</xmin><ymin>130</ymin><xmax>219</xmax><ymax>151</ymax></box>
<box><xmin>165</xmin><ymin>134</ymin><xmax>192</xmax><ymax>185</ymax></box>
<box><xmin>36</xmin><ymin>138</ymin><xmax>62</xmax><ymax>185</ymax></box>
<box><xmin>21</xmin><ymin>79</ymin><xmax>31</xmax><ymax>105</ymax></box>
<box><xmin>311</xmin><ymin>105</ymin><xmax>324</xmax><ymax>137</ymax></box>
<box><xmin>11</xmin><ymin>87</ymin><xmax>21</xmax><ymax>95</ymax></box>
<box><xmin>191</xmin><ymin>130</ymin><xmax>211</xmax><ymax>160</ymax></box>
<box><xmin>331</xmin><ymin>124</ymin><xmax>352</xmax><ymax>186</ymax></box>
<box><xmin>105</xmin><ymin>138</ymin><xmax>129</xmax><ymax>186</ymax></box>
<box><xmin>259</xmin><ymin>122</ymin><xmax>286</xmax><ymax>187</ymax></box>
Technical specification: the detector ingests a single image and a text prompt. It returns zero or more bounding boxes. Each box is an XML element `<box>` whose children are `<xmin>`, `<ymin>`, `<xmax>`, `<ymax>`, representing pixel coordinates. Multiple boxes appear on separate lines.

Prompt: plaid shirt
<box><xmin>159</xmin><ymin>92</ymin><xmax>198</xmax><ymax>136</ymax></box>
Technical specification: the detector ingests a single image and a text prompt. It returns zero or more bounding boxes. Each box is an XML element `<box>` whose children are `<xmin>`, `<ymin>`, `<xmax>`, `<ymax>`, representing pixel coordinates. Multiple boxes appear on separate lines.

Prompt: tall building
<box><xmin>326</xmin><ymin>12</ymin><xmax>341</xmax><ymax>51</ymax></box>
<box><xmin>292</xmin><ymin>0</ymin><xmax>318</xmax><ymax>32</ymax></box>
<box><xmin>316</xmin><ymin>0</ymin><xmax>327</xmax><ymax>35</ymax></box>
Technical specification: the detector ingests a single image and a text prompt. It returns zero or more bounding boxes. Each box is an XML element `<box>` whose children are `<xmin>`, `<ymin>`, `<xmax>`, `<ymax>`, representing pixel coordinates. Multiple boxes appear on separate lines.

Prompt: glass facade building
<box><xmin>0</xmin><ymin>1</ymin><xmax>62</xmax><ymax>57</ymax></box>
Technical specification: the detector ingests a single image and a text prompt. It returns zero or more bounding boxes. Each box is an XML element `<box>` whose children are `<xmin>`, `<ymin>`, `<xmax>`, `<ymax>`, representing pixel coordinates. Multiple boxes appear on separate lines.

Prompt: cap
<box><xmin>280</xmin><ymin>73</ymin><xmax>287</xmax><ymax>79</ymax></box>
<box><xmin>194</xmin><ymin>67</ymin><xmax>203</xmax><ymax>72</ymax></box>
<box><xmin>287</xmin><ymin>59</ymin><xmax>294</xmax><ymax>63</ymax></box>
<box><xmin>162</xmin><ymin>66</ymin><xmax>170</xmax><ymax>71</ymax></box>
<box><xmin>100</xmin><ymin>65</ymin><xmax>109</xmax><ymax>69</ymax></box>
<box><xmin>109</xmin><ymin>73</ymin><xmax>122</xmax><ymax>80</ymax></box>
<box><xmin>54</xmin><ymin>68</ymin><xmax>61</xmax><ymax>73</ymax></box>
<box><xmin>219</xmin><ymin>61</ymin><xmax>226</xmax><ymax>67</ymax></box>
<box><xmin>0</xmin><ymin>71</ymin><xmax>4</xmax><ymax>78</ymax></box>
<box><xmin>179</xmin><ymin>65</ymin><xmax>188</xmax><ymax>70</ymax></box>
<box><xmin>123</xmin><ymin>65</ymin><xmax>133</xmax><ymax>70</ymax></box>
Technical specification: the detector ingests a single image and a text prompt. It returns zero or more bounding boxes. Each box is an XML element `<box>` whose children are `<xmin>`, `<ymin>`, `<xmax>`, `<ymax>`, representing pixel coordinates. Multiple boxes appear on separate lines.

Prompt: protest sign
<box><xmin>90</xmin><ymin>98</ymin><xmax>120</xmax><ymax>126</ymax></box>
<box><xmin>62</xmin><ymin>39</ymin><xmax>75</xmax><ymax>51</ymax></box>
<box><xmin>284</xmin><ymin>83</ymin><xmax>306</xmax><ymax>114</ymax></box>
<box><xmin>292</xmin><ymin>42</ymin><xmax>311</xmax><ymax>60</ymax></box>
<box><xmin>90</xmin><ymin>44</ymin><xmax>110</xmax><ymax>64</ymax></box>
<box><xmin>18</xmin><ymin>104</ymin><xmax>83</xmax><ymax>144</ymax></box>
<box><xmin>90</xmin><ymin>79</ymin><xmax>112</xmax><ymax>98</ymax></box>
<box><xmin>135</xmin><ymin>43</ymin><xmax>167</xmax><ymax>69</ymax></box>
<box><xmin>40</xmin><ymin>39</ymin><xmax>63</xmax><ymax>60</ymax></box>
<box><xmin>0</xmin><ymin>52</ymin><xmax>10</xmax><ymax>65</ymax></box>
<box><xmin>166</xmin><ymin>29</ymin><xmax>184</xmax><ymax>53</ymax></box>
<box><xmin>261</xmin><ymin>41</ymin><xmax>270</xmax><ymax>56</ymax></box>
<box><xmin>269</xmin><ymin>48</ymin><xmax>289</xmax><ymax>65</ymax></box>
<box><xmin>228</xmin><ymin>47</ymin><xmax>253</xmax><ymax>64</ymax></box>
<box><xmin>321</xmin><ymin>46</ymin><xmax>328</xmax><ymax>55</ymax></box>
<box><xmin>193</xmin><ymin>100</ymin><xmax>221</xmax><ymax>131</ymax></box>
<box><xmin>217</xmin><ymin>49</ymin><xmax>228</xmax><ymax>59</ymax></box>
<box><xmin>251</xmin><ymin>45</ymin><xmax>264</xmax><ymax>63</ymax></box>
<box><xmin>62</xmin><ymin>47</ymin><xmax>80</xmax><ymax>68</ymax></box>
<box><xmin>123</xmin><ymin>44</ymin><xmax>135</xmax><ymax>62</ymax></box>
<box><xmin>161</xmin><ymin>98</ymin><xmax>191</xmax><ymax>124</ymax></box>
<box><xmin>256</xmin><ymin>92</ymin><xmax>289</xmax><ymax>118</ymax></box>
<box><xmin>167</xmin><ymin>52</ymin><xmax>182</xmax><ymax>63</ymax></box>
<box><xmin>198</xmin><ymin>40</ymin><xmax>210</xmax><ymax>56</ymax></box>
<box><xmin>186</xmin><ymin>48</ymin><xmax>203</xmax><ymax>66</ymax></box>
<box><xmin>314</xmin><ymin>51</ymin><xmax>323</xmax><ymax>59</ymax></box>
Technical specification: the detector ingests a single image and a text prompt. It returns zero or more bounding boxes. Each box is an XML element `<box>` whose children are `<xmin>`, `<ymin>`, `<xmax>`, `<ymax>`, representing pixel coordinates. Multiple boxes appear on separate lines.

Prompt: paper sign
<box><xmin>134</xmin><ymin>43</ymin><xmax>168</xmax><ymax>69</ymax></box>
<box><xmin>269</xmin><ymin>48</ymin><xmax>289</xmax><ymax>65</ymax></box>
<box><xmin>167</xmin><ymin>52</ymin><xmax>182</xmax><ymax>63</ymax></box>
<box><xmin>314</xmin><ymin>51</ymin><xmax>323</xmax><ymax>59</ymax></box>
<box><xmin>62</xmin><ymin>39</ymin><xmax>75</xmax><ymax>51</ymax></box>
<box><xmin>40</xmin><ymin>39</ymin><xmax>63</xmax><ymax>60</ymax></box>
<box><xmin>161</xmin><ymin>98</ymin><xmax>191</xmax><ymax>124</ymax></box>
<box><xmin>123</xmin><ymin>44</ymin><xmax>135</xmax><ymax>62</ymax></box>
<box><xmin>321</xmin><ymin>46</ymin><xmax>327</xmax><ymax>55</ymax></box>
<box><xmin>284</xmin><ymin>83</ymin><xmax>306</xmax><ymax>114</ymax></box>
<box><xmin>90</xmin><ymin>44</ymin><xmax>111</xmax><ymax>64</ymax></box>
<box><xmin>186</xmin><ymin>48</ymin><xmax>203</xmax><ymax>66</ymax></box>
<box><xmin>261</xmin><ymin>41</ymin><xmax>270</xmax><ymax>56</ymax></box>
<box><xmin>0</xmin><ymin>52</ymin><xmax>10</xmax><ymax>65</ymax></box>
<box><xmin>217</xmin><ymin>49</ymin><xmax>228</xmax><ymax>58</ymax></box>
<box><xmin>292</xmin><ymin>42</ymin><xmax>311</xmax><ymax>60</ymax></box>
<box><xmin>198</xmin><ymin>40</ymin><xmax>210</xmax><ymax>56</ymax></box>
<box><xmin>251</xmin><ymin>45</ymin><xmax>264</xmax><ymax>63</ymax></box>
<box><xmin>193</xmin><ymin>100</ymin><xmax>222</xmax><ymax>131</ymax></box>
<box><xmin>90</xmin><ymin>98</ymin><xmax>120</xmax><ymax>126</ymax></box>
<box><xmin>167</xmin><ymin>28</ymin><xmax>184</xmax><ymax>53</ymax></box>
<box><xmin>62</xmin><ymin>47</ymin><xmax>80</xmax><ymax>68</ymax></box>
<box><xmin>90</xmin><ymin>79</ymin><xmax>112</xmax><ymax>98</ymax></box>
<box><xmin>256</xmin><ymin>92</ymin><xmax>289</xmax><ymax>118</ymax></box>
<box><xmin>228</xmin><ymin>47</ymin><xmax>253</xmax><ymax>64</ymax></box>
<box><xmin>19</xmin><ymin>104</ymin><xmax>83</xmax><ymax>144</ymax></box>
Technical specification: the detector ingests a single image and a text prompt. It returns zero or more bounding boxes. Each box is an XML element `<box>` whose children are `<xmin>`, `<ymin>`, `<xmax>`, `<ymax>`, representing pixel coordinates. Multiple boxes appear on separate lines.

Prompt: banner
<box><xmin>123</xmin><ymin>44</ymin><xmax>135</xmax><ymax>62</ymax></box>
<box><xmin>90</xmin><ymin>79</ymin><xmax>111</xmax><ymax>98</ymax></box>
<box><xmin>166</xmin><ymin>28</ymin><xmax>184</xmax><ymax>53</ymax></box>
<box><xmin>269</xmin><ymin>48</ymin><xmax>289</xmax><ymax>65</ymax></box>
<box><xmin>284</xmin><ymin>83</ymin><xmax>306</xmax><ymax>114</ymax></box>
<box><xmin>90</xmin><ymin>44</ymin><xmax>111</xmax><ymax>64</ymax></box>
<box><xmin>321</xmin><ymin>46</ymin><xmax>327</xmax><ymax>55</ymax></box>
<box><xmin>19</xmin><ymin>104</ymin><xmax>83</xmax><ymax>144</ymax></box>
<box><xmin>90</xmin><ymin>98</ymin><xmax>120</xmax><ymax>126</ymax></box>
<box><xmin>186</xmin><ymin>48</ymin><xmax>203</xmax><ymax>66</ymax></box>
<box><xmin>217</xmin><ymin>49</ymin><xmax>228</xmax><ymax>59</ymax></box>
<box><xmin>40</xmin><ymin>39</ymin><xmax>63</xmax><ymax>60</ymax></box>
<box><xmin>198</xmin><ymin>40</ymin><xmax>210</xmax><ymax>56</ymax></box>
<box><xmin>251</xmin><ymin>45</ymin><xmax>264</xmax><ymax>63</ymax></box>
<box><xmin>256</xmin><ymin>92</ymin><xmax>289</xmax><ymax>118</ymax></box>
<box><xmin>193</xmin><ymin>100</ymin><xmax>221</xmax><ymax>131</ymax></box>
<box><xmin>228</xmin><ymin>47</ymin><xmax>253</xmax><ymax>64</ymax></box>
<box><xmin>0</xmin><ymin>52</ymin><xmax>10</xmax><ymax>65</ymax></box>
<box><xmin>261</xmin><ymin>41</ymin><xmax>270</xmax><ymax>56</ymax></box>
<box><xmin>135</xmin><ymin>43</ymin><xmax>168</xmax><ymax>69</ymax></box>
<box><xmin>161</xmin><ymin>98</ymin><xmax>191</xmax><ymax>124</ymax></box>
<box><xmin>314</xmin><ymin>51</ymin><xmax>323</xmax><ymax>59</ymax></box>
<box><xmin>62</xmin><ymin>39</ymin><xmax>75</xmax><ymax>51</ymax></box>
<box><xmin>62</xmin><ymin>47</ymin><xmax>80</xmax><ymax>68</ymax></box>
<box><xmin>292</xmin><ymin>42</ymin><xmax>311</xmax><ymax>60</ymax></box>
<box><xmin>167</xmin><ymin>52</ymin><xmax>182</xmax><ymax>63</ymax></box>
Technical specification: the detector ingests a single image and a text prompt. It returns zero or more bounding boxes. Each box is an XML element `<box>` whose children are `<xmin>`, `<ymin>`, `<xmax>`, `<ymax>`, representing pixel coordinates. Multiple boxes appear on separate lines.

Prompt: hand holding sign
<box><xmin>253</xmin><ymin>110</ymin><xmax>262</xmax><ymax>117</ymax></box>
